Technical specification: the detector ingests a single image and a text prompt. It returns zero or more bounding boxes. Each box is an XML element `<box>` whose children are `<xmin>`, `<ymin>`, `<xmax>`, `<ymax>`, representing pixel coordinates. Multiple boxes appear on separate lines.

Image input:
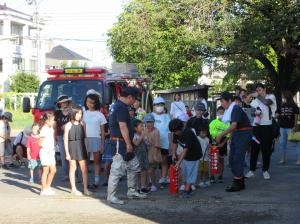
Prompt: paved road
<box><xmin>0</xmin><ymin>142</ymin><xmax>300</xmax><ymax>224</ymax></box>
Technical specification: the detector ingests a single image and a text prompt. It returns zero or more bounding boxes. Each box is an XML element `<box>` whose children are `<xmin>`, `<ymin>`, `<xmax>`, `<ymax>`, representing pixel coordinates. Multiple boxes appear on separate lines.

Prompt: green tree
<box><xmin>190</xmin><ymin>0</ymin><xmax>300</xmax><ymax>99</ymax></box>
<box><xmin>11</xmin><ymin>72</ymin><xmax>40</xmax><ymax>93</ymax></box>
<box><xmin>107</xmin><ymin>0</ymin><xmax>203</xmax><ymax>90</ymax></box>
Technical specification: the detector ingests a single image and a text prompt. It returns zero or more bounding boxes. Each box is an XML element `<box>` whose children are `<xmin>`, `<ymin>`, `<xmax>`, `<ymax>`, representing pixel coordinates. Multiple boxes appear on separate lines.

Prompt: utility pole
<box><xmin>26</xmin><ymin>0</ymin><xmax>39</xmax><ymax>75</ymax></box>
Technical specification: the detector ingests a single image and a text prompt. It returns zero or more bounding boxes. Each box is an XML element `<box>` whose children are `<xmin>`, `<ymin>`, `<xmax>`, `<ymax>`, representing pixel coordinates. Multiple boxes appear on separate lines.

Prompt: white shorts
<box><xmin>40</xmin><ymin>148</ymin><xmax>56</xmax><ymax>166</ymax></box>
<box><xmin>0</xmin><ymin>142</ymin><xmax>4</xmax><ymax>157</ymax></box>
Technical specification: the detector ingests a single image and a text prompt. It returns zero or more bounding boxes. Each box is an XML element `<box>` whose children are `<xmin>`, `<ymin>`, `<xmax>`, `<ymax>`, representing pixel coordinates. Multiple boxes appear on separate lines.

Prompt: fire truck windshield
<box><xmin>36</xmin><ymin>80</ymin><xmax>103</xmax><ymax>110</ymax></box>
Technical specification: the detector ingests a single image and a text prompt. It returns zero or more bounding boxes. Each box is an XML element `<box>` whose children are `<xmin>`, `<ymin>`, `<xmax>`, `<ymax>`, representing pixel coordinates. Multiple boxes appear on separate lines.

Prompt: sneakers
<box><xmin>107</xmin><ymin>196</ymin><xmax>124</xmax><ymax>205</ymax></box>
<box><xmin>179</xmin><ymin>184</ymin><xmax>185</xmax><ymax>191</ymax></box>
<box><xmin>245</xmin><ymin>171</ymin><xmax>255</xmax><ymax>178</ymax></box>
<box><xmin>29</xmin><ymin>177</ymin><xmax>34</xmax><ymax>183</ymax></box>
<box><xmin>158</xmin><ymin>177</ymin><xmax>166</xmax><ymax>184</ymax></box>
<box><xmin>199</xmin><ymin>182</ymin><xmax>208</xmax><ymax>188</ymax></box>
<box><xmin>127</xmin><ymin>189</ymin><xmax>147</xmax><ymax>199</ymax></box>
<box><xmin>150</xmin><ymin>185</ymin><xmax>157</xmax><ymax>192</ymax></box>
<box><xmin>83</xmin><ymin>189</ymin><xmax>93</xmax><ymax>196</ymax></box>
<box><xmin>218</xmin><ymin>176</ymin><xmax>224</xmax><ymax>183</ymax></box>
<box><xmin>226</xmin><ymin>179</ymin><xmax>245</xmax><ymax>192</ymax></box>
<box><xmin>140</xmin><ymin>188</ymin><xmax>150</xmax><ymax>194</ymax></box>
<box><xmin>279</xmin><ymin>159</ymin><xmax>286</xmax><ymax>164</ymax></box>
<box><xmin>263</xmin><ymin>171</ymin><xmax>271</xmax><ymax>180</ymax></box>
<box><xmin>210</xmin><ymin>176</ymin><xmax>216</xmax><ymax>184</ymax></box>
<box><xmin>40</xmin><ymin>188</ymin><xmax>56</xmax><ymax>196</ymax></box>
<box><xmin>191</xmin><ymin>185</ymin><xmax>196</xmax><ymax>191</ymax></box>
<box><xmin>166</xmin><ymin>177</ymin><xmax>170</xmax><ymax>184</ymax></box>
<box><xmin>71</xmin><ymin>190</ymin><xmax>83</xmax><ymax>196</ymax></box>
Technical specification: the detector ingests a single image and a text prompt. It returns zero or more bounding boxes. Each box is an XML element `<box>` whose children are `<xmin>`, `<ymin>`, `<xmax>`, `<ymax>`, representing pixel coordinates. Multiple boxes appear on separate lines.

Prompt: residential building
<box><xmin>0</xmin><ymin>3</ymin><xmax>46</xmax><ymax>92</ymax></box>
<box><xmin>45</xmin><ymin>45</ymin><xmax>90</xmax><ymax>69</ymax></box>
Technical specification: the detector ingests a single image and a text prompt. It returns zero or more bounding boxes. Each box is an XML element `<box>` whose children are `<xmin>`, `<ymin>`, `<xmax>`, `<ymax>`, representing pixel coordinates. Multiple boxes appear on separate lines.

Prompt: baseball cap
<box><xmin>144</xmin><ymin>113</ymin><xmax>155</xmax><ymax>123</ymax></box>
<box><xmin>217</xmin><ymin>91</ymin><xmax>233</xmax><ymax>101</ymax></box>
<box><xmin>177</xmin><ymin>113</ymin><xmax>189</xmax><ymax>122</ymax></box>
<box><xmin>3</xmin><ymin>112</ymin><xmax>12</xmax><ymax>122</ymax></box>
<box><xmin>153</xmin><ymin>97</ymin><xmax>165</xmax><ymax>105</ymax></box>
<box><xmin>56</xmin><ymin>95</ymin><xmax>72</xmax><ymax>104</ymax></box>
<box><xmin>86</xmin><ymin>89</ymin><xmax>101</xmax><ymax>97</ymax></box>
<box><xmin>194</xmin><ymin>102</ymin><xmax>206</xmax><ymax>111</ymax></box>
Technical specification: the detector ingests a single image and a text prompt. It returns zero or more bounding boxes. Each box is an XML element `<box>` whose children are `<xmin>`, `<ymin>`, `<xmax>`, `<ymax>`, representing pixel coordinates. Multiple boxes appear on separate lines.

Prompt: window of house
<box><xmin>0</xmin><ymin>59</ymin><xmax>3</xmax><ymax>72</ymax></box>
<box><xmin>13</xmin><ymin>57</ymin><xmax>25</xmax><ymax>70</ymax></box>
<box><xmin>0</xmin><ymin>21</ymin><xmax>3</xmax><ymax>35</ymax></box>
<box><xmin>30</xmin><ymin>59</ymin><xmax>37</xmax><ymax>72</ymax></box>
<box><xmin>11</xmin><ymin>23</ymin><xmax>23</xmax><ymax>45</ymax></box>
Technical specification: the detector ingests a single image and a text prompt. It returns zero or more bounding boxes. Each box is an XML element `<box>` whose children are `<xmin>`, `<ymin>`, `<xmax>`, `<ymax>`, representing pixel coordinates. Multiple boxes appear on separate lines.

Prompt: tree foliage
<box><xmin>108</xmin><ymin>0</ymin><xmax>203</xmax><ymax>90</ymax></box>
<box><xmin>11</xmin><ymin>72</ymin><xmax>40</xmax><ymax>93</ymax></box>
<box><xmin>109</xmin><ymin>0</ymin><xmax>300</xmax><ymax>97</ymax></box>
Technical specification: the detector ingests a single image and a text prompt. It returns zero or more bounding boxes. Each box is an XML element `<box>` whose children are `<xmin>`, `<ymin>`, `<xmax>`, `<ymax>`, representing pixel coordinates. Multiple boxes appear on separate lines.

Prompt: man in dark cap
<box><xmin>107</xmin><ymin>87</ymin><xmax>146</xmax><ymax>205</ymax></box>
<box><xmin>216</xmin><ymin>91</ymin><xmax>252</xmax><ymax>192</ymax></box>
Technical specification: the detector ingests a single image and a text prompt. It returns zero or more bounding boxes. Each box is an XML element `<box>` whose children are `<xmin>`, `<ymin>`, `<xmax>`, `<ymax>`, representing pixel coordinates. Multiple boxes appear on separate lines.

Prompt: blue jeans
<box><xmin>230</xmin><ymin>130</ymin><xmax>252</xmax><ymax>177</ymax></box>
<box><xmin>57</xmin><ymin>136</ymin><xmax>69</xmax><ymax>177</ymax></box>
<box><xmin>279</xmin><ymin>128</ymin><xmax>300</xmax><ymax>158</ymax></box>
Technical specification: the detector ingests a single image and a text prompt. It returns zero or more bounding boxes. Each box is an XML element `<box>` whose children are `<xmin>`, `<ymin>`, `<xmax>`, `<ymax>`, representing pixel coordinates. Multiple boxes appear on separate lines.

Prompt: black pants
<box><xmin>250</xmin><ymin>125</ymin><xmax>273</xmax><ymax>172</ymax></box>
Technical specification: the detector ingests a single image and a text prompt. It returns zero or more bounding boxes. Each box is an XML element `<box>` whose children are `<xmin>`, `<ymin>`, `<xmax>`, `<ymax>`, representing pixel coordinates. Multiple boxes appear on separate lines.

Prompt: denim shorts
<box><xmin>28</xmin><ymin>160</ymin><xmax>41</xmax><ymax>170</ymax></box>
<box><xmin>87</xmin><ymin>137</ymin><xmax>101</xmax><ymax>153</ymax></box>
<box><xmin>182</xmin><ymin>160</ymin><xmax>199</xmax><ymax>184</ymax></box>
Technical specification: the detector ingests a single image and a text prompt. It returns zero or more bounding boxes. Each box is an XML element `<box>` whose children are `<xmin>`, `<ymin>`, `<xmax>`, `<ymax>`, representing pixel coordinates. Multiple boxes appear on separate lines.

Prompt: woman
<box><xmin>54</xmin><ymin>95</ymin><xmax>72</xmax><ymax>181</ymax></box>
<box><xmin>170</xmin><ymin>94</ymin><xmax>186</xmax><ymax>119</ymax></box>
<box><xmin>83</xmin><ymin>90</ymin><xmax>107</xmax><ymax>188</ymax></box>
<box><xmin>245</xmin><ymin>83</ymin><xmax>277</xmax><ymax>180</ymax></box>
<box><xmin>276</xmin><ymin>91</ymin><xmax>300</xmax><ymax>164</ymax></box>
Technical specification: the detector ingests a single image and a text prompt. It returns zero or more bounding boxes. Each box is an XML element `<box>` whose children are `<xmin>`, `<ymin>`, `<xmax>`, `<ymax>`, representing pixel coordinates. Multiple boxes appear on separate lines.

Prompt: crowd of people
<box><xmin>0</xmin><ymin>82</ymin><xmax>300</xmax><ymax>205</ymax></box>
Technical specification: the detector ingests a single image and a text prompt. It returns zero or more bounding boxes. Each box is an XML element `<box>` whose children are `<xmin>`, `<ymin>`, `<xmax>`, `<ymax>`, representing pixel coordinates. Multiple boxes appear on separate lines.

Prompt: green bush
<box><xmin>10</xmin><ymin>72</ymin><xmax>40</xmax><ymax>93</ymax></box>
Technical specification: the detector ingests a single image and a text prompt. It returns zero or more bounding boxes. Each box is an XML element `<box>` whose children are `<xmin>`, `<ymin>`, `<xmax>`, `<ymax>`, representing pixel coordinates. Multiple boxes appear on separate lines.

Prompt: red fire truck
<box><xmin>22</xmin><ymin>66</ymin><xmax>152</xmax><ymax>121</ymax></box>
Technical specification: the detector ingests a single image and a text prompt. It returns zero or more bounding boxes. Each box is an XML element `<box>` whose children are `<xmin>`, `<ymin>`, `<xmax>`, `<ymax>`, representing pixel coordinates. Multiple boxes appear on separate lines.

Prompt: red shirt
<box><xmin>26</xmin><ymin>135</ymin><xmax>40</xmax><ymax>160</ymax></box>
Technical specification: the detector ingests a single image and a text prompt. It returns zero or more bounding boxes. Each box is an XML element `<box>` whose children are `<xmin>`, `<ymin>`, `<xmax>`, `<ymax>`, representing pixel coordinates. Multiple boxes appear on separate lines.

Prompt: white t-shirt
<box><xmin>197</xmin><ymin>136</ymin><xmax>210</xmax><ymax>161</ymax></box>
<box><xmin>40</xmin><ymin>125</ymin><xmax>55</xmax><ymax>150</ymax></box>
<box><xmin>0</xmin><ymin>121</ymin><xmax>6</xmax><ymax>143</ymax></box>
<box><xmin>170</xmin><ymin>101</ymin><xmax>186</xmax><ymax>119</ymax></box>
<box><xmin>250</xmin><ymin>94</ymin><xmax>277</xmax><ymax>126</ymax></box>
<box><xmin>13</xmin><ymin>132</ymin><xmax>28</xmax><ymax>146</ymax></box>
<box><xmin>152</xmin><ymin>112</ymin><xmax>171</xmax><ymax>150</ymax></box>
<box><xmin>83</xmin><ymin>110</ymin><xmax>107</xmax><ymax>138</ymax></box>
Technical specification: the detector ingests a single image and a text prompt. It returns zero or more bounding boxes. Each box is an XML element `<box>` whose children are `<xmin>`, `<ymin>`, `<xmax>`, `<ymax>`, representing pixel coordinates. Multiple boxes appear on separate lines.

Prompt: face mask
<box><xmin>218</xmin><ymin>115</ymin><xmax>223</xmax><ymax>120</ymax></box>
<box><xmin>155</xmin><ymin>106</ymin><xmax>164</xmax><ymax>113</ymax></box>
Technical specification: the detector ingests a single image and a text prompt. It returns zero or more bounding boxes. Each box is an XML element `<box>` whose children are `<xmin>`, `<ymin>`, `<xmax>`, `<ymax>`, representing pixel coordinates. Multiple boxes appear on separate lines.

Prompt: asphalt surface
<box><xmin>0</xmin><ymin>140</ymin><xmax>300</xmax><ymax>224</ymax></box>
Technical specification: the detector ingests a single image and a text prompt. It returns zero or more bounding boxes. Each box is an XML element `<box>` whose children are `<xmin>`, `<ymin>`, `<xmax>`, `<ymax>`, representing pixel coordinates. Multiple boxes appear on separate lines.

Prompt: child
<box><xmin>39</xmin><ymin>112</ymin><xmax>57</xmax><ymax>196</ymax></box>
<box><xmin>132</xmin><ymin>119</ymin><xmax>149</xmax><ymax>194</ymax></box>
<box><xmin>169</xmin><ymin>119</ymin><xmax>202</xmax><ymax>197</ymax></box>
<box><xmin>83</xmin><ymin>91</ymin><xmax>107</xmax><ymax>188</ymax></box>
<box><xmin>197</xmin><ymin>126</ymin><xmax>211</xmax><ymax>188</ymax></box>
<box><xmin>64</xmin><ymin>105</ymin><xmax>91</xmax><ymax>196</ymax></box>
<box><xmin>26</xmin><ymin>123</ymin><xmax>42</xmax><ymax>183</ymax></box>
<box><xmin>172</xmin><ymin>113</ymin><xmax>189</xmax><ymax>191</ymax></box>
<box><xmin>209</xmin><ymin>106</ymin><xmax>229</xmax><ymax>183</ymax></box>
<box><xmin>152</xmin><ymin>97</ymin><xmax>171</xmax><ymax>188</ymax></box>
<box><xmin>0</xmin><ymin>112</ymin><xmax>12</xmax><ymax>169</ymax></box>
<box><xmin>13</xmin><ymin>126</ymin><xmax>31</xmax><ymax>167</ymax></box>
<box><xmin>144</xmin><ymin>113</ymin><xmax>161</xmax><ymax>192</ymax></box>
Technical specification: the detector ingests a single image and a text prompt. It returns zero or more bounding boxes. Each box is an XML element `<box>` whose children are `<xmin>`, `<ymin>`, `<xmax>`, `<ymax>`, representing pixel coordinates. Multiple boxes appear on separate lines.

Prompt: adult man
<box><xmin>216</xmin><ymin>92</ymin><xmax>252</xmax><ymax>192</ymax></box>
<box><xmin>107</xmin><ymin>87</ymin><xmax>146</xmax><ymax>205</ymax></box>
<box><xmin>54</xmin><ymin>95</ymin><xmax>72</xmax><ymax>181</ymax></box>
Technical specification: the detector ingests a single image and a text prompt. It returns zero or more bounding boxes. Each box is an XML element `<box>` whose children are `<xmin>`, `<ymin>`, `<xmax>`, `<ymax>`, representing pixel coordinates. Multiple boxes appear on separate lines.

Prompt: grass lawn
<box><xmin>6</xmin><ymin>109</ymin><xmax>33</xmax><ymax>130</ymax></box>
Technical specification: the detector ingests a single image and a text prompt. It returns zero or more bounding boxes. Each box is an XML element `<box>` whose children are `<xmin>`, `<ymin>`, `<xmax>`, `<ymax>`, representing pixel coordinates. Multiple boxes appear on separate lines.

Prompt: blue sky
<box><xmin>1</xmin><ymin>0</ymin><xmax>128</xmax><ymax>67</ymax></box>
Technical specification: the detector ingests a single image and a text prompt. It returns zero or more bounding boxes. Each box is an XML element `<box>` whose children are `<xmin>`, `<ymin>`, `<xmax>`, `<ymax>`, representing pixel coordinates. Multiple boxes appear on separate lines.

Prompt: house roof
<box><xmin>0</xmin><ymin>4</ymin><xmax>31</xmax><ymax>17</ymax></box>
<box><xmin>46</xmin><ymin>45</ymin><xmax>90</xmax><ymax>61</ymax></box>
